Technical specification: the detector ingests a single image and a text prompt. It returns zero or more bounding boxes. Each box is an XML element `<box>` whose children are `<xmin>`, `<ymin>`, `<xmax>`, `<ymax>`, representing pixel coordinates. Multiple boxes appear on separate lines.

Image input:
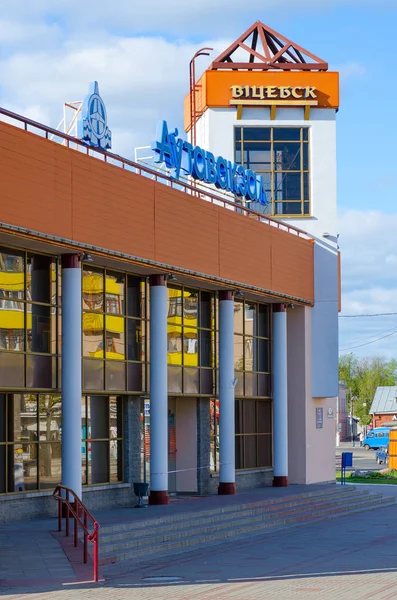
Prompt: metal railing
<box><xmin>0</xmin><ymin>106</ymin><xmax>311</xmax><ymax>242</ymax></box>
<box><xmin>53</xmin><ymin>484</ymin><xmax>100</xmax><ymax>582</ymax></box>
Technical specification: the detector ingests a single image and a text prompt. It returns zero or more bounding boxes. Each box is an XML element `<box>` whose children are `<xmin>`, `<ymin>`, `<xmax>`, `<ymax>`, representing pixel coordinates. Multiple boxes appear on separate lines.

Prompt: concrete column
<box><xmin>273</xmin><ymin>304</ymin><xmax>288</xmax><ymax>487</ymax></box>
<box><xmin>61</xmin><ymin>254</ymin><xmax>82</xmax><ymax>499</ymax></box>
<box><xmin>218</xmin><ymin>290</ymin><xmax>236</xmax><ymax>495</ymax></box>
<box><xmin>148</xmin><ymin>275</ymin><xmax>169</xmax><ymax>505</ymax></box>
<box><xmin>287</xmin><ymin>305</ymin><xmax>311</xmax><ymax>484</ymax></box>
<box><xmin>124</xmin><ymin>397</ymin><xmax>144</xmax><ymax>496</ymax></box>
<box><xmin>197</xmin><ymin>398</ymin><xmax>210</xmax><ymax>495</ymax></box>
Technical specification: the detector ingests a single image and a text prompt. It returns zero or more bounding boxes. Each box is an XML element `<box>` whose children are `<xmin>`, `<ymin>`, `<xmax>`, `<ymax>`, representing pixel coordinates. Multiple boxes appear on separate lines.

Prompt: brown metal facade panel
<box><xmin>270</xmin><ymin>229</ymin><xmax>314</xmax><ymax>301</ymax></box>
<box><xmin>0</xmin><ymin>121</ymin><xmax>314</xmax><ymax>302</ymax></box>
<box><xmin>153</xmin><ymin>183</ymin><xmax>220</xmax><ymax>275</ymax></box>
<box><xmin>0</xmin><ymin>123</ymin><xmax>73</xmax><ymax>239</ymax></box>
<box><xmin>218</xmin><ymin>210</ymin><xmax>272</xmax><ymax>288</ymax></box>
<box><xmin>71</xmin><ymin>155</ymin><xmax>156</xmax><ymax>259</ymax></box>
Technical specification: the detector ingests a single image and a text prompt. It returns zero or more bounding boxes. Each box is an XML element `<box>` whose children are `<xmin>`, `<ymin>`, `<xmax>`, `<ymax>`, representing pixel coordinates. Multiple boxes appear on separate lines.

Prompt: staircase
<box><xmin>97</xmin><ymin>486</ymin><xmax>395</xmax><ymax>571</ymax></box>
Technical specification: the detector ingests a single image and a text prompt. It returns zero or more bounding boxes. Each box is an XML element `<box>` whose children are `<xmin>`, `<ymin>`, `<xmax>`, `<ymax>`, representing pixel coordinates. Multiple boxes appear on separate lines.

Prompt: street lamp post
<box><xmin>189</xmin><ymin>47</ymin><xmax>213</xmax><ymax>148</ymax></box>
<box><xmin>350</xmin><ymin>392</ymin><xmax>357</xmax><ymax>447</ymax></box>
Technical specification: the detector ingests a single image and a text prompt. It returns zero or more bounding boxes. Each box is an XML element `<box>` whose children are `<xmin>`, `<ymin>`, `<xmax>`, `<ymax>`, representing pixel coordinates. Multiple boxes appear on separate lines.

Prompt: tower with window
<box><xmin>185</xmin><ymin>21</ymin><xmax>340</xmax><ymax>484</ymax></box>
<box><xmin>185</xmin><ymin>20</ymin><xmax>339</xmax><ymax>236</ymax></box>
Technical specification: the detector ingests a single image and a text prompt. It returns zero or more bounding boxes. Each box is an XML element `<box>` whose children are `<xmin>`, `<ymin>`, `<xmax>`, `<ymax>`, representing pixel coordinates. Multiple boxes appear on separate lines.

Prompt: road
<box><xmin>336</xmin><ymin>442</ymin><xmax>382</xmax><ymax>470</ymax></box>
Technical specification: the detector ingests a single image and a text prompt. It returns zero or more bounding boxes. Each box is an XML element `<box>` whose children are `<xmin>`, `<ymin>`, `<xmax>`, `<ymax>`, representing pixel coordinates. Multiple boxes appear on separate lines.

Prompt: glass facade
<box><xmin>81</xmin><ymin>395</ymin><xmax>123</xmax><ymax>485</ymax></box>
<box><xmin>82</xmin><ymin>268</ymin><xmax>147</xmax><ymax>392</ymax></box>
<box><xmin>0</xmin><ymin>393</ymin><xmax>62</xmax><ymax>492</ymax></box>
<box><xmin>0</xmin><ymin>392</ymin><xmax>124</xmax><ymax>492</ymax></box>
<box><xmin>167</xmin><ymin>287</ymin><xmax>215</xmax><ymax>395</ymax></box>
<box><xmin>235</xmin><ymin>127</ymin><xmax>310</xmax><ymax>217</ymax></box>
<box><xmin>232</xmin><ymin>300</ymin><xmax>271</xmax><ymax>397</ymax></box>
<box><xmin>210</xmin><ymin>398</ymin><xmax>273</xmax><ymax>472</ymax></box>
<box><xmin>0</xmin><ymin>243</ymin><xmax>274</xmax><ymax>494</ymax></box>
<box><xmin>0</xmin><ymin>249</ymin><xmax>58</xmax><ymax>389</ymax></box>
<box><xmin>235</xmin><ymin>399</ymin><xmax>272</xmax><ymax>469</ymax></box>
<box><xmin>211</xmin><ymin>299</ymin><xmax>272</xmax><ymax>472</ymax></box>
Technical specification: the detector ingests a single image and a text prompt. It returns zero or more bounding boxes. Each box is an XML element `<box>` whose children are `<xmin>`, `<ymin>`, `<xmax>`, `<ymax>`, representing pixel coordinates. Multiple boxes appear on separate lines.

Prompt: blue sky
<box><xmin>1</xmin><ymin>0</ymin><xmax>396</xmax><ymax>359</ymax></box>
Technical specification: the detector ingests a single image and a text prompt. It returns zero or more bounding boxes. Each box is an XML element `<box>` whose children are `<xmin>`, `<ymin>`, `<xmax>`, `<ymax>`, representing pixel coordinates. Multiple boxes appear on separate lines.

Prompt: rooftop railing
<box><xmin>0</xmin><ymin>106</ymin><xmax>310</xmax><ymax>241</ymax></box>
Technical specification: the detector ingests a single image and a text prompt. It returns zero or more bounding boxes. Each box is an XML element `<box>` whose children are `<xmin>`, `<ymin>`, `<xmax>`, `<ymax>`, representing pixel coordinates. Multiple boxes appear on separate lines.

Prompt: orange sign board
<box><xmin>184</xmin><ymin>70</ymin><xmax>339</xmax><ymax>131</ymax></box>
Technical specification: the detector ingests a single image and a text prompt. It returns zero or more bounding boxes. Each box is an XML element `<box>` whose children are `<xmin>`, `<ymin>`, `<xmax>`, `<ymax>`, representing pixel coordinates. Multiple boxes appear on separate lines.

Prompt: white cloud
<box><xmin>0</xmin><ymin>2</ymin><xmax>395</xmax><ymax>359</ymax></box>
<box><xmin>0</xmin><ymin>19</ymin><xmax>62</xmax><ymax>47</ymax></box>
<box><xmin>0</xmin><ymin>34</ymin><xmax>227</xmax><ymax>157</ymax></box>
<box><xmin>338</xmin><ymin>210</ymin><xmax>397</xmax><ymax>358</ymax></box>
<box><xmin>336</xmin><ymin>61</ymin><xmax>367</xmax><ymax>80</ymax></box>
<box><xmin>338</xmin><ymin>210</ymin><xmax>397</xmax><ymax>292</ymax></box>
<box><xmin>0</xmin><ymin>0</ymin><xmax>394</xmax><ymax>42</ymax></box>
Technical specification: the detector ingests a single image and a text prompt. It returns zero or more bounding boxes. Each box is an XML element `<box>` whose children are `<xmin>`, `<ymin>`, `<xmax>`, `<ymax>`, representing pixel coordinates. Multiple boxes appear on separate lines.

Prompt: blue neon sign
<box><xmin>152</xmin><ymin>121</ymin><xmax>267</xmax><ymax>205</ymax></box>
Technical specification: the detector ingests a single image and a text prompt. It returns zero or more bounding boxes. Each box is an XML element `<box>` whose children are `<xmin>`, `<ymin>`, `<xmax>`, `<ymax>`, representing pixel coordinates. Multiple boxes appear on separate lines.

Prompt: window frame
<box><xmin>0</xmin><ymin>248</ymin><xmax>60</xmax><ymax>391</ymax></box>
<box><xmin>81</xmin><ymin>394</ymin><xmax>124</xmax><ymax>487</ymax></box>
<box><xmin>82</xmin><ymin>267</ymin><xmax>148</xmax><ymax>393</ymax></box>
<box><xmin>234</xmin><ymin>126</ymin><xmax>310</xmax><ymax>218</ymax></box>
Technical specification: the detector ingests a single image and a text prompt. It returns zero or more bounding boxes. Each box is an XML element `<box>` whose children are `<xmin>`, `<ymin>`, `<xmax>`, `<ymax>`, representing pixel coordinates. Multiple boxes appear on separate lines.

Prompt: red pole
<box><xmin>74</xmin><ymin>504</ymin><xmax>78</xmax><ymax>548</ymax></box>
<box><xmin>84</xmin><ymin>513</ymin><xmax>88</xmax><ymax>564</ymax></box>
<box><xmin>58</xmin><ymin>490</ymin><xmax>62</xmax><ymax>532</ymax></box>
<box><xmin>94</xmin><ymin>526</ymin><xmax>99</xmax><ymax>582</ymax></box>
<box><xmin>66</xmin><ymin>490</ymin><xmax>70</xmax><ymax>537</ymax></box>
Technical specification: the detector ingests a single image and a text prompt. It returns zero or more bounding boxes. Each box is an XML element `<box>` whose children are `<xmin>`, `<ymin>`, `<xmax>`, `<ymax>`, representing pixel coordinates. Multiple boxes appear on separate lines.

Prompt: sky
<box><xmin>1</xmin><ymin>0</ymin><xmax>397</xmax><ymax>360</ymax></box>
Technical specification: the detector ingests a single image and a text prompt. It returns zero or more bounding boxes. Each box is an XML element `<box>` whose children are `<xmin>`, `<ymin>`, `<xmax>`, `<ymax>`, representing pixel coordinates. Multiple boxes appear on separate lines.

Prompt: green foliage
<box><xmin>339</xmin><ymin>354</ymin><xmax>397</xmax><ymax>425</ymax></box>
<box><xmin>336</xmin><ymin>470</ymin><xmax>397</xmax><ymax>484</ymax></box>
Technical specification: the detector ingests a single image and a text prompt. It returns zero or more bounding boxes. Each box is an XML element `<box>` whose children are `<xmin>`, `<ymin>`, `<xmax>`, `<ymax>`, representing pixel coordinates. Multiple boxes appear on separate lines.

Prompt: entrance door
<box><xmin>168</xmin><ymin>398</ymin><xmax>177</xmax><ymax>494</ymax></box>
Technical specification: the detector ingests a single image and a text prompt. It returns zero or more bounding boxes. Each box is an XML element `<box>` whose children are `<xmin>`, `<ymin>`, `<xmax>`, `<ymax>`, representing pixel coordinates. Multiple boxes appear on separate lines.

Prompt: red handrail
<box><xmin>0</xmin><ymin>106</ymin><xmax>311</xmax><ymax>241</ymax></box>
<box><xmin>53</xmin><ymin>484</ymin><xmax>100</xmax><ymax>582</ymax></box>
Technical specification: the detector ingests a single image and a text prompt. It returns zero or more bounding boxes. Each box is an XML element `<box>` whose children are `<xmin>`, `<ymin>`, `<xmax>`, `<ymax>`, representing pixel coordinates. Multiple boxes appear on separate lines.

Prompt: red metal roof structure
<box><xmin>209</xmin><ymin>21</ymin><xmax>328</xmax><ymax>72</ymax></box>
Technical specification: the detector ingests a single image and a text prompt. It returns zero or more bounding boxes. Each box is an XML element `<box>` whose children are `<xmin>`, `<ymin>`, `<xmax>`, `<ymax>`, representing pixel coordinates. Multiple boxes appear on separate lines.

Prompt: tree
<box><xmin>38</xmin><ymin>394</ymin><xmax>62</xmax><ymax>479</ymax></box>
<box><xmin>339</xmin><ymin>354</ymin><xmax>397</xmax><ymax>425</ymax></box>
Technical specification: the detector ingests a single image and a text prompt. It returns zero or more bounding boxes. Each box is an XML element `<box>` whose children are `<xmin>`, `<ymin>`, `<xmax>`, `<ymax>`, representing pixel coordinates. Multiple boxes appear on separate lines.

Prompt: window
<box><xmin>106</xmin><ymin>294</ymin><xmax>120</xmax><ymax>314</ymax></box>
<box><xmin>233</xmin><ymin>300</ymin><xmax>270</xmax><ymax>397</ymax></box>
<box><xmin>0</xmin><ymin>330</ymin><xmax>24</xmax><ymax>351</ymax></box>
<box><xmin>0</xmin><ymin>393</ymin><xmax>62</xmax><ymax>493</ymax></box>
<box><xmin>82</xmin><ymin>267</ymin><xmax>147</xmax><ymax>393</ymax></box>
<box><xmin>0</xmin><ymin>249</ymin><xmax>59</xmax><ymax>389</ymax></box>
<box><xmin>168</xmin><ymin>335</ymin><xmax>182</xmax><ymax>354</ymax></box>
<box><xmin>235</xmin><ymin>127</ymin><xmax>310</xmax><ymax>217</ymax></box>
<box><xmin>82</xmin><ymin>395</ymin><xmax>123</xmax><ymax>485</ymax></box>
<box><xmin>167</xmin><ymin>287</ymin><xmax>215</xmax><ymax>395</ymax></box>
<box><xmin>235</xmin><ymin>399</ymin><xmax>272</xmax><ymax>469</ymax></box>
<box><xmin>168</xmin><ymin>296</ymin><xmax>182</xmax><ymax>317</ymax></box>
<box><xmin>211</xmin><ymin>397</ymin><xmax>272</xmax><ymax>472</ymax></box>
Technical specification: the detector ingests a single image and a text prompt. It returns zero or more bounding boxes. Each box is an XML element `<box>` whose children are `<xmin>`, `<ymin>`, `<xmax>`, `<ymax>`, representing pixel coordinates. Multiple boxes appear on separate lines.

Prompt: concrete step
<box><xmin>98</xmin><ymin>494</ymin><xmax>385</xmax><ymax>555</ymax></box>
<box><xmin>96</xmin><ymin>488</ymin><xmax>395</xmax><ymax>567</ymax></box>
<box><xmin>98</xmin><ymin>487</ymin><xmax>368</xmax><ymax>536</ymax></box>
<box><xmin>99</xmin><ymin>490</ymin><xmax>376</xmax><ymax>548</ymax></box>
<box><xmin>100</xmin><ymin>495</ymin><xmax>396</xmax><ymax>575</ymax></box>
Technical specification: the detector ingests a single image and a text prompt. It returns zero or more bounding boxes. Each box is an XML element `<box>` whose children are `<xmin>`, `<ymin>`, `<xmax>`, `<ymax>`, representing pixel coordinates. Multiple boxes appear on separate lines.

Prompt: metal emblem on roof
<box><xmin>78</xmin><ymin>81</ymin><xmax>111</xmax><ymax>150</ymax></box>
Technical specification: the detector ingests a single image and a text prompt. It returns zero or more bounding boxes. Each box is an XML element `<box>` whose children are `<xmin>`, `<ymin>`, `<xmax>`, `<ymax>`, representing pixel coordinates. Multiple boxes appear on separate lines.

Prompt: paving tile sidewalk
<box><xmin>0</xmin><ymin>484</ymin><xmax>340</xmax><ymax>591</ymax></box>
<box><xmin>0</xmin><ymin>517</ymin><xmax>94</xmax><ymax>591</ymax></box>
<box><xmin>1</xmin><ymin>501</ymin><xmax>397</xmax><ymax>599</ymax></box>
<box><xmin>1</xmin><ymin>484</ymin><xmax>396</xmax><ymax>599</ymax></box>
